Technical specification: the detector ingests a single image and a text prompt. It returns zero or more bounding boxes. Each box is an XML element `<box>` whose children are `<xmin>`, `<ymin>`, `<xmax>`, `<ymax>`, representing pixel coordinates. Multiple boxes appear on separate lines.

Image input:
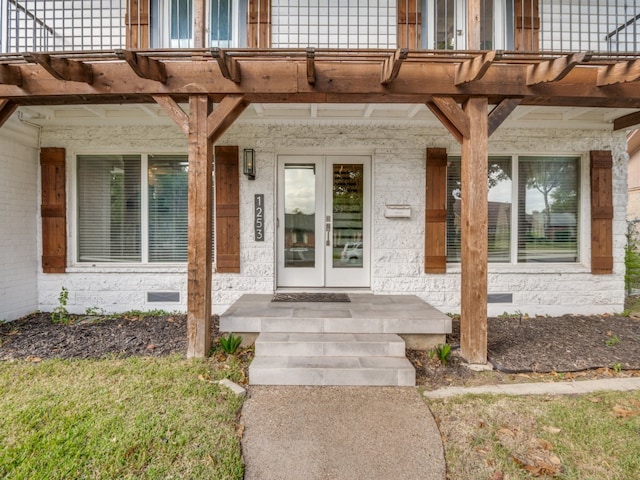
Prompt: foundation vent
<box><xmin>487</xmin><ymin>293</ymin><xmax>513</xmax><ymax>304</ymax></box>
<box><xmin>147</xmin><ymin>291</ymin><xmax>180</xmax><ymax>303</ymax></box>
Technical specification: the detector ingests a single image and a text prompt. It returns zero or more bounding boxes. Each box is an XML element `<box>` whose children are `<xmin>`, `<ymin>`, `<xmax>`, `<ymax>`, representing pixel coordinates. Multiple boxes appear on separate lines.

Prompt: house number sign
<box><xmin>254</xmin><ymin>194</ymin><xmax>264</xmax><ymax>241</ymax></box>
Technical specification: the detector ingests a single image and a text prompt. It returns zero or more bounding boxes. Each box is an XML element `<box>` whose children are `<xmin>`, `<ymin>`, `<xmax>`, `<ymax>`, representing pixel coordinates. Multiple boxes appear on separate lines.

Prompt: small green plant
<box><xmin>612</xmin><ymin>362</ymin><xmax>623</xmax><ymax>373</ymax></box>
<box><xmin>625</xmin><ymin>222</ymin><xmax>640</xmax><ymax>294</ymax></box>
<box><xmin>110</xmin><ymin>309</ymin><xmax>173</xmax><ymax>320</ymax></box>
<box><xmin>219</xmin><ymin>333</ymin><xmax>243</xmax><ymax>355</ymax></box>
<box><xmin>429</xmin><ymin>343</ymin><xmax>452</xmax><ymax>366</ymax></box>
<box><xmin>85</xmin><ymin>306</ymin><xmax>105</xmax><ymax>316</ymax></box>
<box><xmin>51</xmin><ymin>287</ymin><xmax>70</xmax><ymax>324</ymax></box>
<box><xmin>605</xmin><ymin>335</ymin><xmax>621</xmax><ymax>347</ymax></box>
<box><xmin>446</xmin><ymin>312</ymin><xmax>461</xmax><ymax>320</ymax></box>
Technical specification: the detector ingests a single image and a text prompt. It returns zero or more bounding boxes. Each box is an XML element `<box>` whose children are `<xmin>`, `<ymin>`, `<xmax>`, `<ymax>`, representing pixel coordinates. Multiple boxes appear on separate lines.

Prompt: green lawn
<box><xmin>429</xmin><ymin>391</ymin><xmax>640</xmax><ymax>479</ymax></box>
<box><xmin>0</xmin><ymin>356</ymin><xmax>245</xmax><ymax>480</ymax></box>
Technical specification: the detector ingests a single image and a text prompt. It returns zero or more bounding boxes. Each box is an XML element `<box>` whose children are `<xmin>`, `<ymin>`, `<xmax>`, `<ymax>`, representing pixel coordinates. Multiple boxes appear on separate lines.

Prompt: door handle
<box><xmin>325</xmin><ymin>222</ymin><xmax>331</xmax><ymax>246</ymax></box>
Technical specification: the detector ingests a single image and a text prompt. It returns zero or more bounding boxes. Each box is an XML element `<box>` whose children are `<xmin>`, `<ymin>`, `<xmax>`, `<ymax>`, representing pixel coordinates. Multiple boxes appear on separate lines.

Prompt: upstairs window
<box><xmin>150</xmin><ymin>0</ymin><xmax>246</xmax><ymax>48</ymax></box>
<box><xmin>424</xmin><ymin>0</ymin><xmax>513</xmax><ymax>50</ymax></box>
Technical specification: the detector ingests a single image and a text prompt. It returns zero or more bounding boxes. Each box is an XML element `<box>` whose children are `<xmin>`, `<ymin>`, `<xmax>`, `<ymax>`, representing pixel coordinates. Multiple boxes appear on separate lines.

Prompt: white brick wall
<box><xmin>0</xmin><ymin>116</ymin><xmax>40</xmax><ymax>321</ymax></box>
<box><xmin>37</xmin><ymin>119</ymin><xmax>627</xmax><ymax>316</ymax></box>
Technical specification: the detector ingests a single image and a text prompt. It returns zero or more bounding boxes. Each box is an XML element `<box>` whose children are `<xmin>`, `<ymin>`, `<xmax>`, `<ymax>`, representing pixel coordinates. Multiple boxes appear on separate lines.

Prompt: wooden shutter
<box><xmin>40</xmin><ymin>148</ymin><xmax>66</xmax><ymax>273</ymax></box>
<box><xmin>248</xmin><ymin>0</ymin><xmax>271</xmax><ymax>48</ymax></box>
<box><xmin>590</xmin><ymin>150</ymin><xmax>614</xmax><ymax>274</ymax></box>
<box><xmin>397</xmin><ymin>0</ymin><xmax>421</xmax><ymax>49</ymax></box>
<box><xmin>514</xmin><ymin>0</ymin><xmax>539</xmax><ymax>51</ymax></box>
<box><xmin>215</xmin><ymin>145</ymin><xmax>240</xmax><ymax>273</ymax></box>
<box><xmin>425</xmin><ymin>148</ymin><xmax>447</xmax><ymax>273</ymax></box>
<box><xmin>126</xmin><ymin>0</ymin><xmax>150</xmax><ymax>49</ymax></box>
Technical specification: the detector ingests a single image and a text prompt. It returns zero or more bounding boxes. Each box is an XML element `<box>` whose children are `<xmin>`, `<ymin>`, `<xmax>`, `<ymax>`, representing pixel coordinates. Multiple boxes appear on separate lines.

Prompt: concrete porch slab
<box><xmin>220</xmin><ymin>293</ymin><xmax>452</xmax><ymax>336</ymax></box>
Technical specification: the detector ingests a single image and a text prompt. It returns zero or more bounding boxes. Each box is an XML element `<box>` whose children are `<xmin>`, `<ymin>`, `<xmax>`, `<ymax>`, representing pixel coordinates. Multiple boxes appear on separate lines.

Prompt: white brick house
<box><xmin>0</xmin><ymin>0</ymin><xmax>638</xmax><ymax>362</ymax></box>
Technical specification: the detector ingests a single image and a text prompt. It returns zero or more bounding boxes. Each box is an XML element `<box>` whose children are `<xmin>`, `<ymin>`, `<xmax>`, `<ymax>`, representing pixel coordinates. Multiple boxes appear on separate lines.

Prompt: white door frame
<box><xmin>276</xmin><ymin>155</ymin><xmax>371</xmax><ymax>288</ymax></box>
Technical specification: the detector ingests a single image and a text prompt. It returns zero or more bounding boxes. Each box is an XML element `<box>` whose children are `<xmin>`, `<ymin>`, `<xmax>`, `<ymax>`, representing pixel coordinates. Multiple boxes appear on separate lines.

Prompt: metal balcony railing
<box><xmin>0</xmin><ymin>0</ymin><xmax>638</xmax><ymax>54</ymax></box>
<box><xmin>1</xmin><ymin>0</ymin><xmax>127</xmax><ymax>52</ymax></box>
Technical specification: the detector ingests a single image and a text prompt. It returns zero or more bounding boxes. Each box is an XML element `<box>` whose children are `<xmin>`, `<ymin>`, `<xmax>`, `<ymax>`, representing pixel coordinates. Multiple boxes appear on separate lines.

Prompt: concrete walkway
<box><xmin>241</xmin><ymin>386</ymin><xmax>446</xmax><ymax>480</ymax></box>
<box><xmin>239</xmin><ymin>378</ymin><xmax>640</xmax><ymax>480</ymax></box>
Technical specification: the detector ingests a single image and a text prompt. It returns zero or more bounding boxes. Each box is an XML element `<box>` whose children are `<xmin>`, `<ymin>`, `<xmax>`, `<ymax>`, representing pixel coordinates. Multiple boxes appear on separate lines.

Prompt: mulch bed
<box><xmin>484</xmin><ymin>314</ymin><xmax>640</xmax><ymax>372</ymax></box>
<box><xmin>0</xmin><ymin>313</ymin><xmax>220</xmax><ymax>360</ymax></box>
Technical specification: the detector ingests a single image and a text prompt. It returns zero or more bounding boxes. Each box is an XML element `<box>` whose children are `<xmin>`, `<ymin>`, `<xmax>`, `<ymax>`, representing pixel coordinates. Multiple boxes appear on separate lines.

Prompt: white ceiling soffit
<box><xmin>15</xmin><ymin>103</ymin><xmax>632</xmax><ymax>130</ymax></box>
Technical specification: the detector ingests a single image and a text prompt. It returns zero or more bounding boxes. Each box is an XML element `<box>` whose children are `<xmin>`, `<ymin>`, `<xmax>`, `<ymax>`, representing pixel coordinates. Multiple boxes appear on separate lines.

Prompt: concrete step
<box><xmin>249</xmin><ymin>355</ymin><xmax>416</xmax><ymax>386</ymax></box>
<box><xmin>255</xmin><ymin>333</ymin><xmax>406</xmax><ymax>357</ymax></box>
<box><xmin>221</xmin><ymin>315</ymin><xmax>450</xmax><ymax>335</ymax></box>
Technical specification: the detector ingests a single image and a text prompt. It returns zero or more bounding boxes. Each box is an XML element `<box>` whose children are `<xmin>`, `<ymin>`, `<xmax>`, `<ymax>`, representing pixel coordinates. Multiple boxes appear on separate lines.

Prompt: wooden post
<box><xmin>467</xmin><ymin>0</ymin><xmax>481</xmax><ymax>50</ymax></box>
<box><xmin>187</xmin><ymin>95</ymin><xmax>213</xmax><ymax>358</ymax></box>
<box><xmin>194</xmin><ymin>0</ymin><xmax>207</xmax><ymax>48</ymax></box>
<box><xmin>460</xmin><ymin>97</ymin><xmax>488</xmax><ymax>364</ymax></box>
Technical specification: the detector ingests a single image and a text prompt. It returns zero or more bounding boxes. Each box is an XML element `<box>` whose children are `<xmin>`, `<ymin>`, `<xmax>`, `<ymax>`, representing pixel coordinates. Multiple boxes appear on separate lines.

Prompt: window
<box><xmin>150</xmin><ymin>0</ymin><xmax>246</xmax><ymax>48</ymax></box>
<box><xmin>424</xmin><ymin>0</ymin><xmax>513</xmax><ymax>50</ymax></box>
<box><xmin>77</xmin><ymin>154</ymin><xmax>206</xmax><ymax>264</ymax></box>
<box><xmin>446</xmin><ymin>155</ymin><xmax>580</xmax><ymax>264</ymax></box>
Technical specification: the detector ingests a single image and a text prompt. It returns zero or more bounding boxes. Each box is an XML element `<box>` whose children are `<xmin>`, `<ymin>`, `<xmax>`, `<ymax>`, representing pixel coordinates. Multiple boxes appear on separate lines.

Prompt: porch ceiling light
<box><xmin>243</xmin><ymin>148</ymin><xmax>255</xmax><ymax>180</ymax></box>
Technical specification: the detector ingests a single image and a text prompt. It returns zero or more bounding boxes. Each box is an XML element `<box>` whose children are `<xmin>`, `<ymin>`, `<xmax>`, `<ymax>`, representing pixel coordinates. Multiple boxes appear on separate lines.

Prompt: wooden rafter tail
<box><xmin>0</xmin><ymin>64</ymin><xmax>22</xmax><ymax>86</ymax></box>
<box><xmin>426</xmin><ymin>96</ymin><xmax>469</xmax><ymax>144</ymax></box>
<box><xmin>381</xmin><ymin>48</ymin><xmax>408</xmax><ymax>85</ymax></box>
<box><xmin>526</xmin><ymin>51</ymin><xmax>592</xmax><ymax>86</ymax></box>
<box><xmin>306</xmin><ymin>48</ymin><xmax>316</xmax><ymax>85</ymax></box>
<box><xmin>597</xmin><ymin>59</ymin><xmax>640</xmax><ymax>87</ymax></box>
<box><xmin>115</xmin><ymin>49</ymin><xmax>167</xmax><ymax>83</ymax></box>
<box><xmin>455</xmin><ymin>50</ymin><xmax>500</xmax><ymax>85</ymax></box>
<box><xmin>210</xmin><ymin>48</ymin><xmax>241</xmax><ymax>83</ymax></box>
<box><xmin>0</xmin><ymin>99</ymin><xmax>18</xmax><ymax>128</ymax></box>
<box><xmin>23</xmin><ymin>52</ymin><xmax>93</xmax><ymax>84</ymax></box>
<box><xmin>613</xmin><ymin>110</ymin><xmax>640</xmax><ymax>131</ymax></box>
<box><xmin>488</xmin><ymin>98</ymin><xmax>522</xmax><ymax>137</ymax></box>
<box><xmin>152</xmin><ymin>95</ymin><xmax>189</xmax><ymax>135</ymax></box>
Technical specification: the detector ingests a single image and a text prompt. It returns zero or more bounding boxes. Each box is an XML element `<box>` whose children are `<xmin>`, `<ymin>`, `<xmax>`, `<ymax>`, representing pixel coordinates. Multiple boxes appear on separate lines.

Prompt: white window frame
<box><xmin>151</xmin><ymin>0</ymin><xmax>243</xmax><ymax>48</ymax></box>
<box><xmin>424</xmin><ymin>0</ymin><xmax>510</xmax><ymax>50</ymax></box>
<box><xmin>445</xmin><ymin>152</ymin><xmax>589</xmax><ymax>270</ymax></box>
<box><xmin>71</xmin><ymin>151</ymin><xmax>196</xmax><ymax>268</ymax></box>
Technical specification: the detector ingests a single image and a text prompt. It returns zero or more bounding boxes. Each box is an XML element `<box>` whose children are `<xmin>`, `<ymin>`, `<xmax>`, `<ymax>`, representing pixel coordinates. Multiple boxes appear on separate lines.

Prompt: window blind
<box><xmin>77</xmin><ymin>155</ymin><xmax>141</xmax><ymax>262</ymax></box>
<box><xmin>148</xmin><ymin>155</ymin><xmax>189</xmax><ymax>262</ymax></box>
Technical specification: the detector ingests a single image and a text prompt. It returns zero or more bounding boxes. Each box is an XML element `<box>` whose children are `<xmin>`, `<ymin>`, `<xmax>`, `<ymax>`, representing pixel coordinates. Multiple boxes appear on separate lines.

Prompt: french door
<box><xmin>277</xmin><ymin>155</ymin><xmax>371</xmax><ymax>288</ymax></box>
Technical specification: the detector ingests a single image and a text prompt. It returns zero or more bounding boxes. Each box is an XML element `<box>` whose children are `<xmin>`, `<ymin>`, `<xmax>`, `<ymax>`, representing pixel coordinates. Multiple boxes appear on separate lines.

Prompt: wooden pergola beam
<box><xmin>614</xmin><ymin>110</ymin><xmax>640</xmax><ymax>131</ymax></box>
<box><xmin>306</xmin><ymin>48</ymin><xmax>316</xmax><ymax>85</ymax></box>
<box><xmin>152</xmin><ymin>95</ymin><xmax>189</xmax><ymax>135</ymax></box>
<box><xmin>381</xmin><ymin>48</ymin><xmax>408</xmax><ymax>85</ymax></box>
<box><xmin>210</xmin><ymin>48</ymin><xmax>241</xmax><ymax>83</ymax></box>
<box><xmin>23</xmin><ymin>53</ymin><xmax>93</xmax><ymax>84</ymax></box>
<box><xmin>0</xmin><ymin>65</ymin><xmax>22</xmax><ymax>86</ymax></box>
<box><xmin>597</xmin><ymin>60</ymin><xmax>640</xmax><ymax>87</ymax></box>
<box><xmin>0</xmin><ymin>99</ymin><xmax>18</xmax><ymax>128</ymax></box>
<box><xmin>527</xmin><ymin>51</ymin><xmax>592</xmax><ymax>85</ymax></box>
<box><xmin>426</xmin><ymin>97</ymin><xmax>470</xmax><ymax>144</ymax></box>
<box><xmin>488</xmin><ymin>98</ymin><xmax>522</xmax><ymax>137</ymax></box>
<box><xmin>5</xmin><ymin>59</ymin><xmax>640</xmax><ymax>107</ymax></box>
<box><xmin>455</xmin><ymin>50</ymin><xmax>500</xmax><ymax>85</ymax></box>
<box><xmin>116</xmin><ymin>50</ymin><xmax>167</xmax><ymax>83</ymax></box>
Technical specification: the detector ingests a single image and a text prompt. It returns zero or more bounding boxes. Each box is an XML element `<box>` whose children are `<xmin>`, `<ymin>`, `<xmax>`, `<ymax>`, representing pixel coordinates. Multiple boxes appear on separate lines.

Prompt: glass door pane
<box><xmin>332</xmin><ymin>163</ymin><xmax>364</xmax><ymax>269</ymax></box>
<box><xmin>284</xmin><ymin>164</ymin><xmax>316</xmax><ymax>268</ymax></box>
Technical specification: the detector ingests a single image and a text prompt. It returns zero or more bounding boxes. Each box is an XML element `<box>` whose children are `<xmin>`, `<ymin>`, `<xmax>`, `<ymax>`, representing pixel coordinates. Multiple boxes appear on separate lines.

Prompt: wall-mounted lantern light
<box><xmin>243</xmin><ymin>148</ymin><xmax>255</xmax><ymax>180</ymax></box>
